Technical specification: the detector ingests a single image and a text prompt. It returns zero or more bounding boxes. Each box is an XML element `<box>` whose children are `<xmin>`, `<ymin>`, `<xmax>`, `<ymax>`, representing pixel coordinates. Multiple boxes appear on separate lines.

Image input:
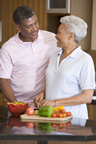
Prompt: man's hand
<box><xmin>34</xmin><ymin>92</ymin><xmax>44</xmax><ymax>108</ymax></box>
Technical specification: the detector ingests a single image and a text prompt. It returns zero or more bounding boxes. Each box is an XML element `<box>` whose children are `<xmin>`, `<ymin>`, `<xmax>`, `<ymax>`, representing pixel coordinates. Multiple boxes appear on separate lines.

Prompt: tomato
<box><xmin>66</xmin><ymin>112</ymin><xmax>71</xmax><ymax>117</ymax></box>
<box><xmin>66</xmin><ymin>121</ymin><xmax>71</xmax><ymax>126</ymax></box>
<box><xmin>58</xmin><ymin>124</ymin><xmax>63</xmax><ymax>128</ymax></box>
<box><xmin>26</xmin><ymin>107</ymin><xmax>34</xmax><ymax>116</ymax></box>
<box><xmin>52</xmin><ymin>113</ymin><xmax>56</xmax><ymax>118</ymax></box>
<box><xmin>26</xmin><ymin>122</ymin><xmax>34</xmax><ymax>128</ymax></box>
<box><xmin>56</xmin><ymin>112</ymin><xmax>59</xmax><ymax>117</ymax></box>
<box><xmin>59</xmin><ymin>113</ymin><xmax>63</xmax><ymax>118</ymax></box>
<box><xmin>53</xmin><ymin>110</ymin><xmax>57</xmax><ymax>114</ymax></box>
<box><xmin>51</xmin><ymin>123</ymin><xmax>57</xmax><ymax>127</ymax></box>
<box><xmin>62</xmin><ymin>123</ymin><xmax>66</xmax><ymax>127</ymax></box>
<box><xmin>62</xmin><ymin>113</ymin><xmax>66</xmax><ymax>118</ymax></box>
<box><xmin>61</xmin><ymin>127</ymin><xmax>65</xmax><ymax>130</ymax></box>
<box><xmin>58</xmin><ymin>109</ymin><xmax>62</xmax><ymax>112</ymax></box>
<box><xmin>61</xmin><ymin>109</ymin><xmax>66</xmax><ymax>114</ymax></box>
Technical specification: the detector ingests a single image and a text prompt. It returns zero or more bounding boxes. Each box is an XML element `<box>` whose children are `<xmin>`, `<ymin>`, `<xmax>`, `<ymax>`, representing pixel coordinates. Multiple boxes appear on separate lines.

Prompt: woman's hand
<box><xmin>34</xmin><ymin>92</ymin><xmax>45</xmax><ymax>108</ymax></box>
<box><xmin>41</xmin><ymin>99</ymin><xmax>56</xmax><ymax>107</ymax></box>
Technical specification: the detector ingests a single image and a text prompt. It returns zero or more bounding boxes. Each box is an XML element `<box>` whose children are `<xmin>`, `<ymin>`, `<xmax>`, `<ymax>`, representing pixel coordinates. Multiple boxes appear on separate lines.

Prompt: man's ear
<box><xmin>16</xmin><ymin>25</ymin><xmax>21</xmax><ymax>32</ymax></box>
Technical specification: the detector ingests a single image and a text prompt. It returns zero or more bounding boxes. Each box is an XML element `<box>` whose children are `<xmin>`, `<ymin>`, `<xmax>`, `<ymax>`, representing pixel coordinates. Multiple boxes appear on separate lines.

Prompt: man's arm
<box><xmin>0</xmin><ymin>78</ymin><xmax>17</xmax><ymax>102</ymax></box>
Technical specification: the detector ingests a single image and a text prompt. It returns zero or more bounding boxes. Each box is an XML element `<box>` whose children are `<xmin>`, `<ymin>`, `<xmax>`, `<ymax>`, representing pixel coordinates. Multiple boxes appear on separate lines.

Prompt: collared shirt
<box><xmin>46</xmin><ymin>46</ymin><xmax>95</xmax><ymax>119</ymax></box>
<box><xmin>0</xmin><ymin>30</ymin><xmax>59</xmax><ymax>107</ymax></box>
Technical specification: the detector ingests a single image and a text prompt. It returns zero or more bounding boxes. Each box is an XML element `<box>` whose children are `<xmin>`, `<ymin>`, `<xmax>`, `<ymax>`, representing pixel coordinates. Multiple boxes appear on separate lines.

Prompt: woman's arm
<box><xmin>41</xmin><ymin>89</ymin><xmax>94</xmax><ymax>107</ymax></box>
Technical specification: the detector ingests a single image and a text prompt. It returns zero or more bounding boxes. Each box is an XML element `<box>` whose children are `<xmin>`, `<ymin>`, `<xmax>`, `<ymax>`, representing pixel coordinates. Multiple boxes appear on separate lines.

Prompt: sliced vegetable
<box><xmin>7</xmin><ymin>101</ymin><xmax>26</xmax><ymax>105</ymax></box>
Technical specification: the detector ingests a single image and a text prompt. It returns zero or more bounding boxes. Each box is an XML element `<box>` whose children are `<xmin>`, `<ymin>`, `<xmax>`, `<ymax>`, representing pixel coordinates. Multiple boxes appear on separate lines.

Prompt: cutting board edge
<box><xmin>20</xmin><ymin>114</ymin><xmax>73</xmax><ymax>123</ymax></box>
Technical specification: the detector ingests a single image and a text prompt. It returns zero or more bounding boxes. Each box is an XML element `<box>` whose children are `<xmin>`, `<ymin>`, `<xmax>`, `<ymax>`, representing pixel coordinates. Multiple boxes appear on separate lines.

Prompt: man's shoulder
<box><xmin>1</xmin><ymin>34</ymin><xmax>18</xmax><ymax>50</ymax></box>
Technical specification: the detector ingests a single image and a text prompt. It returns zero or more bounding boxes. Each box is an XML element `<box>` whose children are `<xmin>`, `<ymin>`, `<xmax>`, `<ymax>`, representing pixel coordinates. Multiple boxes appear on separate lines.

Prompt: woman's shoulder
<box><xmin>82</xmin><ymin>50</ymin><xmax>93</xmax><ymax>59</ymax></box>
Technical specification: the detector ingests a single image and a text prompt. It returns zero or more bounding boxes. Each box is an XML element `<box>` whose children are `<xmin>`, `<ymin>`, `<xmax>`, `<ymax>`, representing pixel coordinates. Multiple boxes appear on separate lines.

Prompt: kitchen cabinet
<box><xmin>87</xmin><ymin>104</ymin><xmax>96</xmax><ymax>120</ymax></box>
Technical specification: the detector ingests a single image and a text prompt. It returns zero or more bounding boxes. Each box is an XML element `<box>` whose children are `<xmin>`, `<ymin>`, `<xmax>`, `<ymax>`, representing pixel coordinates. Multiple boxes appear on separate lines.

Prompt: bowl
<box><xmin>7</xmin><ymin>101</ymin><xmax>29</xmax><ymax>116</ymax></box>
<box><xmin>8</xmin><ymin>115</ymin><xmax>26</xmax><ymax>127</ymax></box>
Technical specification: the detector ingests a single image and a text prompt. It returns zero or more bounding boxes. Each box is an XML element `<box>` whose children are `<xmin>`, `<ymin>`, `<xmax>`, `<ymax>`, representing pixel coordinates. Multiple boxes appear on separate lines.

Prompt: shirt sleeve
<box><xmin>0</xmin><ymin>47</ymin><xmax>13</xmax><ymax>78</ymax></box>
<box><xmin>80</xmin><ymin>54</ymin><xmax>95</xmax><ymax>90</ymax></box>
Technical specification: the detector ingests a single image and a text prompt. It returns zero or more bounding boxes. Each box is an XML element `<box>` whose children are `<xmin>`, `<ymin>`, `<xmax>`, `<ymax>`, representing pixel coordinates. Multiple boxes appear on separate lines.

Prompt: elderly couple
<box><xmin>0</xmin><ymin>6</ymin><xmax>95</xmax><ymax>119</ymax></box>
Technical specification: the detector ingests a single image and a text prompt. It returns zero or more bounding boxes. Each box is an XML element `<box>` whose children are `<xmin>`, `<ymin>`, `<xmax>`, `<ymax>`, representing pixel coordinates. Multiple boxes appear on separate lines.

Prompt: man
<box><xmin>0</xmin><ymin>6</ymin><xmax>59</xmax><ymax>108</ymax></box>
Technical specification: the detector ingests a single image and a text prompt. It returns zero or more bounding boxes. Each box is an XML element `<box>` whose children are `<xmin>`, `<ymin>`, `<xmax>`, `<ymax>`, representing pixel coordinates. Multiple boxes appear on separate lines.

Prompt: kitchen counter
<box><xmin>0</xmin><ymin>106</ymin><xmax>96</xmax><ymax>144</ymax></box>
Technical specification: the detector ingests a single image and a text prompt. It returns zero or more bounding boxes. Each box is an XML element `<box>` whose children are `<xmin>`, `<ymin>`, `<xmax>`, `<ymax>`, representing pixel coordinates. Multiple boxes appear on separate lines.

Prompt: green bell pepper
<box><xmin>39</xmin><ymin>106</ymin><xmax>53</xmax><ymax>117</ymax></box>
<box><xmin>39</xmin><ymin>123</ymin><xmax>53</xmax><ymax>133</ymax></box>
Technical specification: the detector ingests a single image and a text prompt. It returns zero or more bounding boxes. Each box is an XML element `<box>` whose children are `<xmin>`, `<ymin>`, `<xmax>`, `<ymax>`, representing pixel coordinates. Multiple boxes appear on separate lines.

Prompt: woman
<box><xmin>34</xmin><ymin>15</ymin><xmax>95</xmax><ymax>119</ymax></box>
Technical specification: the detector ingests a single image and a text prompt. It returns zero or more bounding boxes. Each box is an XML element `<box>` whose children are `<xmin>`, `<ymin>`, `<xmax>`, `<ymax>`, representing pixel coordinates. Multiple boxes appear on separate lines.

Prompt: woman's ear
<box><xmin>68</xmin><ymin>33</ymin><xmax>74</xmax><ymax>40</ymax></box>
<box><xmin>16</xmin><ymin>25</ymin><xmax>21</xmax><ymax>32</ymax></box>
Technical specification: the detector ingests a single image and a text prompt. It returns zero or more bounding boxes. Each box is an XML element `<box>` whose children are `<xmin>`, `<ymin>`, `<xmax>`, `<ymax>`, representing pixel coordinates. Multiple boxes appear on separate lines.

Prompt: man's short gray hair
<box><xmin>60</xmin><ymin>15</ymin><xmax>88</xmax><ymax>43</ymax></box>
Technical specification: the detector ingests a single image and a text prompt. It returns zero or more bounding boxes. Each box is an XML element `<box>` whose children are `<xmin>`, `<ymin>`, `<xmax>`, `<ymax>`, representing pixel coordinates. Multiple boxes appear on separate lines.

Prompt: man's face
<box><xmin>17</xmin><ymin>15</ymin><xmax>39</xmax><ymax>42</ymax></box>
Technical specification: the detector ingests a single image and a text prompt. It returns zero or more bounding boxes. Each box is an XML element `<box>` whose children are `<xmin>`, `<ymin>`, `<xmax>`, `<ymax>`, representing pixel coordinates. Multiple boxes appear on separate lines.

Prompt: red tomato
<box><xmin>61</xmin><ymin>127</ymin><xmax>65</xmax><ymax>130</ymax></box>
<box><xmin>58</xmin><ymin>109</ymin><xmax>62</xmax><ymax>112</ymax></box>
<box><xmin>51</xmin><ymin>123</ymin><xmax>57</xmax><ymax>127</ymax></box>
<box><xmin>26</xmin><ymin>122</ymin><xmax>34</xmax><ymax>128</ymax></box>
<box><xmin>61</xmin><ymin>109</ymin><xmax>66</xmax><ymax>114</ymax></box>
<box><xmin>52</xmin><ymin>113</ymin><xmax>56</xmax><ymax>118</ymax></box>
<box><xmin>58</xmin><ymin>124</ymin><xmax>63</xmax><ymax>128</ymax></box>
<box><xmin>59</xmin><ymin>113</ymin><xmax>63</xmax><ymax>118</ymax></box>
<box><xmin>66</xmin><ymin>112</ymin><xmax>72</xmax><ymax>117</ymax></box>
<box><xmin>26</xmin><ymin>107</ymin><xmax>34</xmax><ymax>116</ymax></box>
<box><xmin>62</xmin><ymin>113</ymin><xmax>66</xmax><ymax>118</ymax></box>
<box><xmin>56</xmin><ymin>112</ymin><xmax>59</xmax><ymax>117</ymax></box>
<box><xmin>62</xmin><ymin>123</ymin><xmax>66</xmax><ymax>127</ymax></box>
<box><xmin>66</xmin><ymin>121</ymin><xmax>72</xmax><ymax>126</ymax></box>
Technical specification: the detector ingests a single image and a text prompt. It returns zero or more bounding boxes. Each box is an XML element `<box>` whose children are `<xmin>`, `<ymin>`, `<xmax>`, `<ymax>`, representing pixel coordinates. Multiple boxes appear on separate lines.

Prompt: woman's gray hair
<box><xmin>60</xmin><ymin>15</ymin><xmax>88</xmax><ymax>43</ymax></box>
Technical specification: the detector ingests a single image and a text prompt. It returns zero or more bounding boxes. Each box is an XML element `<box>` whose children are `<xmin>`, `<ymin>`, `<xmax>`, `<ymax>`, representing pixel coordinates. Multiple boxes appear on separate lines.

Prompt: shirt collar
<box><xmin>69</xmin><ymin>46</ymin><xmax>82</xmax><ymax>58</ymax></box>
<box><xmin>14</xmin><ymin>30</ymin><xmax>42</xmax><ymax>46</ymax></box>
<box><xmin>58</xmin><ymin>49</ymin><xmax>63</xmax><ymax>56</ymax></box>
<box><xmin>58</xmin><ymin>46</ymin><xmax>82</xmax><ymax>59</ymax></box>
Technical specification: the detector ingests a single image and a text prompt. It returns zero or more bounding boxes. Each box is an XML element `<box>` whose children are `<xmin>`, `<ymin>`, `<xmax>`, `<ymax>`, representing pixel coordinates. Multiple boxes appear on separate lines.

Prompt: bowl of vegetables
<box><xmin>7</xmin><ymin>101</ymin><xmax>29</xmax><ymax>116</ymax></box>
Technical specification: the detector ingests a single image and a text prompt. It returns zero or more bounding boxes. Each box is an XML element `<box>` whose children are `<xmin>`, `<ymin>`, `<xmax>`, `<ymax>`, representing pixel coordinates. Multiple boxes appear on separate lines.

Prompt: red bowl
<box><xmin>7</xmin><ymin>101</ymin><xmax>29</xmax><ymax>116</ymax></box>
<box><xmin>8</xmin><ymin>115</ymin><xmax>26</xmax><ymax>127</ymax></box>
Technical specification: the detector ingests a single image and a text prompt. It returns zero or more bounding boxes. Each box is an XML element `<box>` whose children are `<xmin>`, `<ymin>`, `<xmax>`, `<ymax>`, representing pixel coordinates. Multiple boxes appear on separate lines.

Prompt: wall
<box><xmin>71</xmin><ymin>0</ymin><xmax>93</xmax><ymax>50</ymax></box>
<box><xmin>0</xmin><ymin>0</ymin><xmax>93</xmax><ymax>50</ymax></box>
<box><xmin>0</xmin><ymin>0</ymin><xmax>47</xmax><ymax>47</ymax></box>
<box><xmin>47</xmin><ymin>0</ymin><xmax>93</xmax><ymax>51</ymax></box>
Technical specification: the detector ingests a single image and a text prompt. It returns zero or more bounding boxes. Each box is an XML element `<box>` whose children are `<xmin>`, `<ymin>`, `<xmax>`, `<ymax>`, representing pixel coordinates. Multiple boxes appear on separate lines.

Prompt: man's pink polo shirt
<box><xmin>0</xmin><ymin>30</ymin><xmax>59</xmax><ymax>107</ymax></box>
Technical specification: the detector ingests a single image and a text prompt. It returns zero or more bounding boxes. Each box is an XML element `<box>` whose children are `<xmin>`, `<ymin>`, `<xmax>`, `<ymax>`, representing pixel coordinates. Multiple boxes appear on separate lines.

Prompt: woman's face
<box><xmin>55</xmin><ymin>24</ymin><xmax>70</xmax><ymax>48</ymax></box>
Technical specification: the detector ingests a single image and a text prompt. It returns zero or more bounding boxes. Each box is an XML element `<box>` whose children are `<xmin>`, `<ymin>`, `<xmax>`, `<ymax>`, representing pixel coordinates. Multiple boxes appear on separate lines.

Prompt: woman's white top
<box><xmin>45</xmin><ymin>46</ymin><xmax>95</xmax><ymax>119</ymax></box>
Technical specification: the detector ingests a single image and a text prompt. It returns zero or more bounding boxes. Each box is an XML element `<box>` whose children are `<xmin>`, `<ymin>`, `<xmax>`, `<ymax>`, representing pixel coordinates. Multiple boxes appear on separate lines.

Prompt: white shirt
<box><xmin>45</xmin><ymin>46</ymin><xmax>95</xmax><ymax>119</ymax></box>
